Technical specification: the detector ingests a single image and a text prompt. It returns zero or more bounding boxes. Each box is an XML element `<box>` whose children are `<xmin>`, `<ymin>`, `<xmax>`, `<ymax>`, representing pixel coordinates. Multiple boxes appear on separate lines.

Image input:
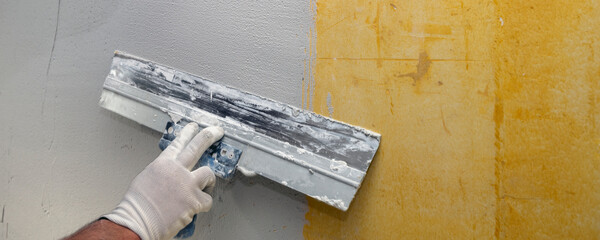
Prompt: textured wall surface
<box><xmin>2</xmin><ymin>0</ymin><xmax>599</xmax><ymax>239</ymax></box>
<box><xmin>0</xmin><ymin>0</ymin><xmax>312</xmax><ymax>239</ymax></box>
<box><xmin>304</xmin><ymin>0</ymin><xmax>599</xmax><ymax>239</ymax></box>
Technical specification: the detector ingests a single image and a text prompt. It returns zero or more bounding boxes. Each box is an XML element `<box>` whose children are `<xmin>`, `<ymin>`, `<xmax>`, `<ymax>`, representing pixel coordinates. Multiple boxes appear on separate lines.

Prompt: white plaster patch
<box><xmin>311</xmin><ymin>195</ymin><xmax>346</xmax><ymax>209</ymax></box>
<box><xmin>236</xmin><ymin>166</ymin><xmax>257</xmax><ymax>177</ymax></box>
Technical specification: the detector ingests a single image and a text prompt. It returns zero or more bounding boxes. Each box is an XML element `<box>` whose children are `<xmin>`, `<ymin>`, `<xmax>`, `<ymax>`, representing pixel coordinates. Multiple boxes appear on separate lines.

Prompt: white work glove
<box><xmin>104</xmin><ymin>123</ymin><xmax>224</xmax><ymax>240</ymax></box>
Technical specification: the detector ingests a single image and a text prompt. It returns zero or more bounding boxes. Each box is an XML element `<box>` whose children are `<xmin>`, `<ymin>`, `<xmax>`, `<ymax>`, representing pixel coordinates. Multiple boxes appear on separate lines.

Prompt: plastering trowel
<box><xmin>99</xmin><ymin>51</ymin><xmax>380</xmax><ymax>236</ymax></box>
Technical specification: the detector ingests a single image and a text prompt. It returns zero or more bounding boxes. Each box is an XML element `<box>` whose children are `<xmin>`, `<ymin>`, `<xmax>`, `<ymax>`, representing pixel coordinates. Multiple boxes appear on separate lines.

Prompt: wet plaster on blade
<box><xmin>0</xmin><ymin>0</ymin><xmax>313</xmax><ymax>239</ymax></box>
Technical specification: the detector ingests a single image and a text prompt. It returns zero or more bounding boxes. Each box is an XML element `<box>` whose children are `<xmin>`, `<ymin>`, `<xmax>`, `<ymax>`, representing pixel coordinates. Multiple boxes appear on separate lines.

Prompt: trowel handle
<box><xmin>174</xmin><ymin>215</ymin><xmax>197</xmax><ymax>239</ymax></box>
<box><xmin>158</xmin><ymin>121</ymin><xmax>242</xmax><ymax>239</ymax></box>
<box><xmin>159</xmin><ymin>121</ymin><xmax>242</xmax><ymax>180</ymax></box>
<box><xmin>157</xmin><ymin>122</ymin><xmax>201</xmax><ymax>239</ymax></box>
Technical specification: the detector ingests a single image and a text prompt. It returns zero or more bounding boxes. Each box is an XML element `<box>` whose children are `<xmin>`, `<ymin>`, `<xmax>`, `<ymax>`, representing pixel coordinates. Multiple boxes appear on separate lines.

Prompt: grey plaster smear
<box><xmin>0</xmin><ymin>0</ymin><xmax>313</xmax><ymax>239</ymax></box>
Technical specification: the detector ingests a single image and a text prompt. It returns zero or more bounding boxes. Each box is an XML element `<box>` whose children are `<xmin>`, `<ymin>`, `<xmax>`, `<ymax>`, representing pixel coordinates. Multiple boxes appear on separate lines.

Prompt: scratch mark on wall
<box><xmin>7</xmin><ymin>135</ymin><xmax>12</xmax><ymax>158</ymax></box>
<box><xmin>386</xmin><ymin>89</ymin><xmax>394</xmax><ymax>115</ymax></box>
<box><xmin>500</xmin><ymin>194</ymin><xmax>546</xmax><ymax>201</ymax></box>
<box><xmin>46</xmin><ymin>0</ymin><xmax>60</xmax><ymax>77</ymax></box>
<box><xmin>42</xmin><ymin>0</ymin><xmax>61</xmax><ymax>115</ymax></box>
<box><xmin>493</xmin><ymin>88</ymin><xmax>505</xmax><ymax>239</ymax></box>
<box><xmin>464</xmin><ymin>24</ymin><xmax>471</xmax><ymax>70</ymax></box>
<box><xmin>321</xmin><ymin>15</ymin><xmax>351</xmax><ymax>34</ymax></box>
<box><xmin>317</xmin><ymin>57</ymin><xmax>484</xmax><ymax>62</ymax></box>
<box><xmin>395</xmin><ymin>52</ymin><xmax>432</xmax><ymax>84</ymax></box>
<box><xmin>41</xmin><ymin>158</ymin><xmax>57</xmax><ymax>217</ymax></box>
<box><xmin>48</xmin><ymin>113</ymin><xmax>57</xmax><ymax>151</ymax></box>
<box><xmin>326</xmin><ymin>92</ymin><xmax>334</xmax><ymax>117</ymax></box>
<box><xmin>459</xmin><ymin>177</ymin><xmax>466</xmax><ymax>201</ymax></box>
<box><xmin>1</xmin><ymin>205</ymin><xmax>5</xmax><ymax>223</ymax></box>
<box><xmin>440</xmin><ymin>107</ymin><xmax>451</xmax><ymax>136</ymax></box>
<box><xmin>374</xmin><ymin>2</ymin><xmax>382</xmax><ymax>68</ymax></box>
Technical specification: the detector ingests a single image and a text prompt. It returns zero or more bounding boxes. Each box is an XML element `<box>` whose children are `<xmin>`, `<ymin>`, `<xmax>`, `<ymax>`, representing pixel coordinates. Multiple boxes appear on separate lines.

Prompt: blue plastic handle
<box><xmin>158</xmin><ymin>121</ymin><xmax>241</xmax><ymax>238</ymax></box>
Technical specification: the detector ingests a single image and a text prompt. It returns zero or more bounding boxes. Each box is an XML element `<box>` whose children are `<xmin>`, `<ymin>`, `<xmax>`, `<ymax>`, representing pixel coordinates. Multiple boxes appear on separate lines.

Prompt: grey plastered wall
<box><xmin>0</xmin><ymin>0</ymin><xmax>313</xmax><ymax>239</ymax></box>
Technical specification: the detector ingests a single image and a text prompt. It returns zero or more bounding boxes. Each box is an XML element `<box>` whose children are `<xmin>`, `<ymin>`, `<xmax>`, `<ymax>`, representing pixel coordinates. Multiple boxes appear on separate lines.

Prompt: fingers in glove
<box><xmin>195</xmin><ymin>191</ymin><xmax>213</xmax><ymax>213</ymax></box>
<box><xmin>192</xmin><ymin>166</ymin><xmax>216</xmax><ymax>191</ymax></box>
<box><xmin>160</xmin><ymin>122</ymin><xmax>200</xmax><ymax>158</ymax></box>
<box><xmin>178</xmin><ymin>126</ymin><xmax>224</xmax><ymax>170</ymax></box>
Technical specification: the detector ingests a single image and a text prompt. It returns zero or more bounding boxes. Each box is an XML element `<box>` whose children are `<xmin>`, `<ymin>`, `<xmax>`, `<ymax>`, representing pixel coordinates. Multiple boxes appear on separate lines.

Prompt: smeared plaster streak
<box><xmin>326</xmin><ymin>92</ymin><xmax>334</xmax><ymax>118</ymax></box>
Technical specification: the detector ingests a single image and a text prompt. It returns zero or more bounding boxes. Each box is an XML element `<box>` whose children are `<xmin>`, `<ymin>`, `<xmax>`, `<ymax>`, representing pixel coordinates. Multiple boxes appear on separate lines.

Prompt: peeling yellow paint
<box><xmin>304</xmin><ymin>0</ymin><xmax>600</xmax><ymax>239</ymax></box>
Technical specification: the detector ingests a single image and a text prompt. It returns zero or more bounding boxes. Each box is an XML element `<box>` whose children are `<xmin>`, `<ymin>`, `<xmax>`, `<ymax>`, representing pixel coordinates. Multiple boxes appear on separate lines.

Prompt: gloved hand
<box><xmin>104</xmin><ymin>123</ymin><xmax>224</xmax><ymax>240</ymax></box>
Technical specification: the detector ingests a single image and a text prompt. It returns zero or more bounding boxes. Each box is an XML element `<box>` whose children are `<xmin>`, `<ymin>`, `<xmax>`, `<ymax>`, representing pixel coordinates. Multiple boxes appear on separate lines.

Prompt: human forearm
<box><xmin>63</xmin><ymin>219</ymin><xmax>140</xmax><ymax>240</ymax></box>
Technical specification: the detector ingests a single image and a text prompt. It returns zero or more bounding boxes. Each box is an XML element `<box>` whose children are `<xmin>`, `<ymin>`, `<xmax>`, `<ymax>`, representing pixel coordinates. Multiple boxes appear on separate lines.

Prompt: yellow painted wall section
<box><xmin>494</xmin><ymin>1</ymin><xmax>600</xmax><ymax>238</ymax></box>
<box><xmin>304</xmin><ymin>0</ymin><xmax>600</xmax><ymax>239</ymax></box>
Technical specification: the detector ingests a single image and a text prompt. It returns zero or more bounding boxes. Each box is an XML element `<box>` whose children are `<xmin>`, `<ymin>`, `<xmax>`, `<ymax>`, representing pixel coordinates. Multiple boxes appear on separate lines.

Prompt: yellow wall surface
<box><xmin>303</xmin><ymin>0</ymin><xmax>600</xmax><ymax>239</ymax></box>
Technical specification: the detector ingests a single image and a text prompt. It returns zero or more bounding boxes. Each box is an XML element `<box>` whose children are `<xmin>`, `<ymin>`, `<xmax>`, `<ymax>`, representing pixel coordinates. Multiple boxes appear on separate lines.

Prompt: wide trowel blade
<box><xmin>99</xmin><ymin>51</ymin><xmax>381</xmax><ymax>211</ymax></box>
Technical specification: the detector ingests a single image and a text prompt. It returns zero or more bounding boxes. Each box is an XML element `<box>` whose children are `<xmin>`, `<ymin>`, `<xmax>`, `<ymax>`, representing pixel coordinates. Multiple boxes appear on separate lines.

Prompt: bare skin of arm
<box><xmin>63</xmin><ymin>219</ymin><xmax>140</xmax><ymax>240</ymax></box>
